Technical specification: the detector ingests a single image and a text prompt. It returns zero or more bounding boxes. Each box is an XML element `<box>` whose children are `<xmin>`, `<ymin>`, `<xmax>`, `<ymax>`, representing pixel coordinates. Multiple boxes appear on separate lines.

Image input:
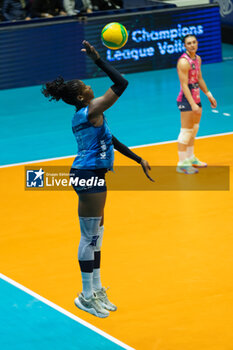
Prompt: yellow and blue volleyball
<box><xmin>101</xmin><ymin>22</ymin><xmax>128</xmax><ymax>50</ymax></box>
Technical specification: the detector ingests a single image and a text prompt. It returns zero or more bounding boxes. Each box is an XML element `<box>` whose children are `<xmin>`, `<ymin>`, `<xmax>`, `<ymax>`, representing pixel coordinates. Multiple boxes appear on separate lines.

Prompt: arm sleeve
<box><xmin>95</xmin><ymin>58</ymin><xmax>128</xmax><ymax>97</ymax></box>
<box><xmin>112</xmin><ymin>135</ymin><xmax>142</xmax><ymax>164</ymax></box>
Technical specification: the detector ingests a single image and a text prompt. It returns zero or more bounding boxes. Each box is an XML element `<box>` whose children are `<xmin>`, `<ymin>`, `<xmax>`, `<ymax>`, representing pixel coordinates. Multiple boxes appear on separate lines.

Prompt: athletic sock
<box><xmin>178</xmin><ymin>151</ymin><xmax>187</xmax><ymax>162</ymax></box>
<box><xmin>93</xmin><ymin>251</ymin><xmax>102</xmax><ymax>291</ymax></box>
<box><xmin>187</xmin><ymin>146</ymin><xmax>194</xmax><ymax>159</ymax></box>
<box><xmin>81</xmin><ymin>271</ymin><xmax>93</xmax><ymax>299</ymax></box>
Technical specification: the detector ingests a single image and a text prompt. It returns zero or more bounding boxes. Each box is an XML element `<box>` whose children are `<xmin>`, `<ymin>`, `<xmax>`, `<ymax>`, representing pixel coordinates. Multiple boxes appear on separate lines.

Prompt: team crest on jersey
<box><xmin>192</xmin><ymin>63</ymin><xmax>196</xmax><ymax>69</ymax></box>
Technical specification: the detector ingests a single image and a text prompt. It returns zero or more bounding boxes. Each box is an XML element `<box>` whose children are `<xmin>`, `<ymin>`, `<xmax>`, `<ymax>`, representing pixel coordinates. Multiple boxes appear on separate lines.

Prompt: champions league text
<box><xmin>106</xmin><ymin>24</ymin><xmax>204</xmax><ymax>62</ymax></box>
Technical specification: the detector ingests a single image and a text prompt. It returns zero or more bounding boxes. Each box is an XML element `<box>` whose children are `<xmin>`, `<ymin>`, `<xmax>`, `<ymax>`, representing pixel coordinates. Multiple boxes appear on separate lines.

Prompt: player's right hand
<box><xmin>81</xmin><ymin>40</ymin><xmax>100</xmax><ymax>61</ymax></box>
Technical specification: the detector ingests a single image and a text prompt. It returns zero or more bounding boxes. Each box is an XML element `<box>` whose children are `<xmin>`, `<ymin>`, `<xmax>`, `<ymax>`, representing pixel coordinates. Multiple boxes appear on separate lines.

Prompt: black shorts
<box><xmin>177</xmin><ymin>100</ymin><xmax>202</xmax><ymax>112</ymax></box>
<box><xmin>69</xmin><ymin>168</ymin><xmax>107</xmax><ymax>194</ymax></box>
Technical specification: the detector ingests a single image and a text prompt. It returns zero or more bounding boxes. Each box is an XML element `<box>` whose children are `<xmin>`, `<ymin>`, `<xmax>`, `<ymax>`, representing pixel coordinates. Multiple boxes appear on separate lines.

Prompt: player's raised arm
<box><xmin>81</xmin><ymin>40</ymin><xmax>128</xmax><ymax>118</ymax></box>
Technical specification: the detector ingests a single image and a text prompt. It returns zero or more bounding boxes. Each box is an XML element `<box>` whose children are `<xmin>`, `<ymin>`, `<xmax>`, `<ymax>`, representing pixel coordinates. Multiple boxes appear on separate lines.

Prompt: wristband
<box><xmin>205</xmin><ymin>91</ymin><xmax>213</xmax><ymax>99</ymax></box>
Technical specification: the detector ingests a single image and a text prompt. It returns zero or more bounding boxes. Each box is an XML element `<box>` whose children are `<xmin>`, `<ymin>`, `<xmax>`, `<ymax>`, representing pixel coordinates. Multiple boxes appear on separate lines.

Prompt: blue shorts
<box><xmin>69</xmin><ymin>168</ymin><xmax>107</xmax><ymax>194</ymax></box>
<box><xmin>177</xmin><ymin>100</ymin><xmax>202</xmax><ymax>112</ymax></box>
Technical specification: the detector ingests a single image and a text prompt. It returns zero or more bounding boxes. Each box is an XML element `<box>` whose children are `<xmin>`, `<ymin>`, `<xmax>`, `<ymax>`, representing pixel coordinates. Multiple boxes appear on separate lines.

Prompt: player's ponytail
<box><xmin>42</xmin><ymin>77</ymin><xmax>84</xmax><ymax>108</ymax></box>
<box><xmin>42</xmin><ymin>76</ymin><xmax>66</xmax><ymax>101</ymax></box>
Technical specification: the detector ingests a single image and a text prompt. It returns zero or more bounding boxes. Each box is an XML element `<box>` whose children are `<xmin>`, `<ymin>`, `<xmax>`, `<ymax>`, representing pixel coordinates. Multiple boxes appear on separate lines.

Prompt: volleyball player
<box><xmin>176</xmin><ymin>34</ymin><xmax>217</xmax><ymax>174</ymax></box>
<box><xmin>42</xmin><ymin>40</ymin><xmax>154</xmax><ymax>318</ymax></box>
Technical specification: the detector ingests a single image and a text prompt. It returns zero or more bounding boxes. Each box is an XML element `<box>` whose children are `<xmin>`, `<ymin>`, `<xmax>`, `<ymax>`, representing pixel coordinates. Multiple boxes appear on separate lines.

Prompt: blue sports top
<box><xmin>71</xmin><ymin>106</ymin><xmax>114</xmax><ymax>170</ymax></box>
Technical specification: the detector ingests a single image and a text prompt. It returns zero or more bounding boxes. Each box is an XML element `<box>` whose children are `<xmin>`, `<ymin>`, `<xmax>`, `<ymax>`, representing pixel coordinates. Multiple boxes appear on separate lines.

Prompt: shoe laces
<box><xmin>78</xmin><ymin>292</ymin><xmax>96</xmax><ymax>302</ymax></box>
<box><xmin>95</xmin><ymin>287</ymin><xmax>110</xmax><ymax>299</ymax></box>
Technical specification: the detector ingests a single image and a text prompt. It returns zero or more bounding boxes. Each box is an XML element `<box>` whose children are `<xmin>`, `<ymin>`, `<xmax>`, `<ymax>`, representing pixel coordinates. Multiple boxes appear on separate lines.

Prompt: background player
<box><xmin>176</xmin><ymin>34</ymin><xmax>217</xmax><ymax>174</ymax></box>
<box><xmin>42</xmin><ymin>40</ymin><xmax>154</xmax><ymax>318</ymax></box>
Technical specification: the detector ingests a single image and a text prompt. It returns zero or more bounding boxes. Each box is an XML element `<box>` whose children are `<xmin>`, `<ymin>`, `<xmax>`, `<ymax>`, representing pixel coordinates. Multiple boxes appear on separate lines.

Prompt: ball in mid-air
<box><xmin>101</xmin><ymin>22</ymin><xmax>128</xmax><ymax>50</ymax></box>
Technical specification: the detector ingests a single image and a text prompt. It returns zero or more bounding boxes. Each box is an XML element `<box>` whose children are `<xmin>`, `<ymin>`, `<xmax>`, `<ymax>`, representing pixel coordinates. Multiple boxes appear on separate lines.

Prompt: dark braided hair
<box><xmin>42</xmin><ymin>77</ymin><xmax>84</xmax><ymax>110</ymax></box>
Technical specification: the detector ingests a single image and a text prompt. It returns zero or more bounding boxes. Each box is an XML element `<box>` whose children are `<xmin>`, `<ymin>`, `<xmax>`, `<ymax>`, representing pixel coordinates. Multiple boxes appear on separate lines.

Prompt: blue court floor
<box><xmin>0</xmin><ymin>275</ymin><xmax>132</xmax><ymax>350</ymax></box>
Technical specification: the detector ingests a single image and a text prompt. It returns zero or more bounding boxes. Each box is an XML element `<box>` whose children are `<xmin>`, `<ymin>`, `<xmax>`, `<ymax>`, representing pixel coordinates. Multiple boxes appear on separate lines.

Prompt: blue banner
<box><xmin>85</xmin><ymin>5</ymin><xmax>222</xmax><ymax>76</ymax></box>
<box><xmin>0</xmin><ymin>5</ymin><xmax>222</xmax><ymax>90</ymax></box>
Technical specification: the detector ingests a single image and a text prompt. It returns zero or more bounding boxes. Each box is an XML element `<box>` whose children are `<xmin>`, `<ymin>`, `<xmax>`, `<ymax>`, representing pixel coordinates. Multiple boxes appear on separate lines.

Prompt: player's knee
<box><xmin>78</xmin><ymin>237</ymin><xmax>94</xmax><ymax>261</ymax></box>
<box><xmin>95</xmin><ymin>225</ymin><xmax>104</xmax><ymax>251</ymax></box>
<box><xmin>178</xmin><ymin>128</ymin><xmax>193</xmax><ymax>145</ymax></box>
<box><xmin>78</xmin><ymin>217</ymin><xmax>102</xmax><ymax>260</ymax></box>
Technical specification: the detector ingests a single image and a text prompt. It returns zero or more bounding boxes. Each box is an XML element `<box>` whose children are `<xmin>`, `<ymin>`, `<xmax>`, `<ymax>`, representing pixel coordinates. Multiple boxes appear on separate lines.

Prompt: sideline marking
<box><xmin>1</xmin><ymin>131</ymin><xmax>233</xmax><ymax>169</ymax></box>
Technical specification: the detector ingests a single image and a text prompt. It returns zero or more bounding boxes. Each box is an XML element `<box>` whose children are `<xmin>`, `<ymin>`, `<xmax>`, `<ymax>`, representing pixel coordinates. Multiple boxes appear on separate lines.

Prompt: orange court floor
<box><xmin>1</xmin><ymin>134</ymin><xmax>233</xmax><ymax>350</ymax></box>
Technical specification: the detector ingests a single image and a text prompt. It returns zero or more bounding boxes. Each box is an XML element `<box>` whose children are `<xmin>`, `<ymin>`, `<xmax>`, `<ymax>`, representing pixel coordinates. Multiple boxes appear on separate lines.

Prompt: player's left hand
<box><xmin>209</xmin><ymin>96</ymin><xmax>217</xmax><ymax>109</ymax></box>
<box><xmin>81</xmin><ymin>40</ymin><xmax>100</xmax><ymax>61</ymax></box>
<box><xmin>140</xmin><ymin>159</ymin><xmax>155</xmax><ymax>182</ymax></box>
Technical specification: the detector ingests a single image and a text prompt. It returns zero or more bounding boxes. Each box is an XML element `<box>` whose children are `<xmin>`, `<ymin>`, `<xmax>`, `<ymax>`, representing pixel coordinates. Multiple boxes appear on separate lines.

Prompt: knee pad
<box><xmin>78</xmin><ymin>217</ymin><xmax>102</xmax><ymax>261</ymax></box>
<box><xmin>178</xmin><ymin>128</ymin><xmax>193</xmax><ymax>145</ymax></box>
<box><xmin>95</xmin><ymin>225</ymin><xmax>104</xmax><ymax>252</ymax></box>
<box><xmin>192</xmin><ymin>123</ymin><xmax>199</xmax><ymax>138</ymax></box>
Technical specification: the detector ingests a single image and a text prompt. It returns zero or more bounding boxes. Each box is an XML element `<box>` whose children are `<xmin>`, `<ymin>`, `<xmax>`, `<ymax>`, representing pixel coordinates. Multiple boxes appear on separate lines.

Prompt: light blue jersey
<box><xmin>71</xmin><ymin>106</ymin><xmax>114</xmax><ymax>170</ymax></box>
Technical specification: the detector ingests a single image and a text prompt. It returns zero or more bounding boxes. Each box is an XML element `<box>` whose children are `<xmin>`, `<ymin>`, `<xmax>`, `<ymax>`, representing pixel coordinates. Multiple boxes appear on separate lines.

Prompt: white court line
<box><xmin>0</xmin><ymin>154</ymin><xmax>75</xmax><ymax>169</ymax></box>
<box><xmin>1</xmin><ymin>131</ymin><xmax>233</xmax><ymax>169</ymax></box>
<box><xmin>0</xmin><ymin>273</ymin><xmax>135</xmax><ymax>350</ymax></box>
<box><xmin>131</xmin><ymin>131</ymin><xmax>233</xmax><ymax>149</ymax></box>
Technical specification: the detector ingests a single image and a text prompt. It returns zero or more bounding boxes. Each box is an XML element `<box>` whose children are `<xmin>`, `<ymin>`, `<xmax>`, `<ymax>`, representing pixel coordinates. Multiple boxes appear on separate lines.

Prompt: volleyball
<box><xmin>101</xmin><ymin>22</ymin><xmax>128</xmax><ymax>50</ymax></box>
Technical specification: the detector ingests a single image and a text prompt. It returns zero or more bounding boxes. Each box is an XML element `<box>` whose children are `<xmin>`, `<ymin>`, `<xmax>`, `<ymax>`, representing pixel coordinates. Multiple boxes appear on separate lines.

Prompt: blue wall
<box><xmin>0</xmin><ymin>21</ymin><xmax>85</xmax><ymax>89</ymax></box>
<box><xmin>0</xmin><ymin>5</ymin><xmax>222</xmax><ymax>90</ymax></box>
